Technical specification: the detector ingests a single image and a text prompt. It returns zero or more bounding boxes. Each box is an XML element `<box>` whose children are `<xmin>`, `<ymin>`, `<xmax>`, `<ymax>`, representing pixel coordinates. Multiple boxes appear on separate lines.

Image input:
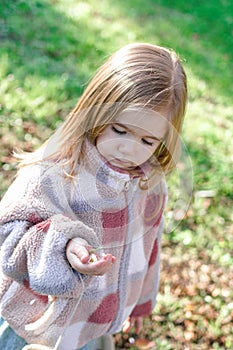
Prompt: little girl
<box><xmin>0</xmin><ymin>43</ymin><xmax>187</xmax><ymax>350</ymax></box>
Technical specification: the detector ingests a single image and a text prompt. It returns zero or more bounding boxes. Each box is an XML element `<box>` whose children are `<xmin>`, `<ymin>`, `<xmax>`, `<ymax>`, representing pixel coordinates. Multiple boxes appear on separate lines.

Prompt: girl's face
<box><xmin>96</xmin><ymin>109</ymin><xmax>168</xmax><ymax>170</ymax></box>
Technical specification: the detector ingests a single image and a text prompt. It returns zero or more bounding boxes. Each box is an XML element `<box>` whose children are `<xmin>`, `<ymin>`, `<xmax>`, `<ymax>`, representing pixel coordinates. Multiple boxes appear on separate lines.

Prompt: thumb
<box><xmin>73</xmin><ymin>243</ymin><xmax>90</xmax><ymax>263</ymax></box>
<box><xmin>67</xmin><ymin>238</ymin><xmax>90</xmax><ymax>264</ymax></box>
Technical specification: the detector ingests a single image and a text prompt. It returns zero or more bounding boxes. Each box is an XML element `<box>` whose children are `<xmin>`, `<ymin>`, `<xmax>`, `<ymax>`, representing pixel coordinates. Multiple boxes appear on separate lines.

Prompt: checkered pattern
<box><xmin>0</xmin><ymin>140</ymin><xmax>167</xmax><ymax>350</ymax></box>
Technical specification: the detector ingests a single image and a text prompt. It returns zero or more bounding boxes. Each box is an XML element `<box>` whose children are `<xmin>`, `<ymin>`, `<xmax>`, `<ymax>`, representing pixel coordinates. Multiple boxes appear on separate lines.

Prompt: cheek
<box><xmin>96</xmin><ymin>139</ymin><xmax>107</xmax><ymax>157</ymax></box>
<box><xmin>96</xmin><ymin>135</ymin><xmax>104</xmax><ymax>155</ymax></box>
<box><xmin>139</xmin><ymin>146</ymin><xmax>156</xmax><ymax>162</ymax></box>
<box><xmin>96</xmin><ymin>133</ymin><xmax>115</xmax><ymax>156</ymax></box>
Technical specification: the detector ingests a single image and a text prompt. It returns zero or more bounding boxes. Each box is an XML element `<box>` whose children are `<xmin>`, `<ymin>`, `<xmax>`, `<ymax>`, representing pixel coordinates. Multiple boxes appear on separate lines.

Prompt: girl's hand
<box><xmin>122</xmin><ymin>316</ymin><xmax>143</xmax><ymax>334</ymax></box>
<box><xmin>66</xmin><ymin>238</ymin><xmax>116</xmax><ymax>276</ymax></box>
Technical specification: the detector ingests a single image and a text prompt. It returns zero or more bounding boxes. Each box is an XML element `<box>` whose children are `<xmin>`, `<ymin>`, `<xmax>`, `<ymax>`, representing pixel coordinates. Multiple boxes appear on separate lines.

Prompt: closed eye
<box><xmin>142</xmin><ymin>138</ymin><xmax>154</xmax><ymax>146</ymax></box>
<box><xmin>111</xmin><ymin>125</ymin><xmax>127</xmax><ymax>135</ymax></box>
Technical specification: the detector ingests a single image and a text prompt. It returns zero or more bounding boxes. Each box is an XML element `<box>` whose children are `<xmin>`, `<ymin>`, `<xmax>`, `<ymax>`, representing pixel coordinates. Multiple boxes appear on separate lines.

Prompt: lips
<box><xmin>115</xmin><ymin>158</ymin><xmax>130</xmax><ymax>164</ymax></box>
<box><xmin>112</xmin><ymin>158</ymin><xmax>135</xmax><ymax>168</ymax></box>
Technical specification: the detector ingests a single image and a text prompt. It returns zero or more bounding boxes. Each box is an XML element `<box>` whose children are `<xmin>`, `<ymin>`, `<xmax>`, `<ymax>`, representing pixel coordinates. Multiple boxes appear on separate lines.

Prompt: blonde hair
<box><xmin>17</xmin><ymin>43</ymin><xmax>187</xmax><ymax>180</ymax></box>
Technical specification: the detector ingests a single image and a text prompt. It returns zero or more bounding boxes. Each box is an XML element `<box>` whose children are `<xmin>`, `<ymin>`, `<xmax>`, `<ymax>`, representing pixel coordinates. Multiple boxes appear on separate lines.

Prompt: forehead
<box><xmin>114</xmin><ymin>108</ymin><xmax>169</xmax><ymax>139</ymax></box>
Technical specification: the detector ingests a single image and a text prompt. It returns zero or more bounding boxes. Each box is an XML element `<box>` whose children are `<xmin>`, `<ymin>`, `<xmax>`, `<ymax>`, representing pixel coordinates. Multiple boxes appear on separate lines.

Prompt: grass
<box><xmin>0</xmin><ymin>0</ymin><xmax>233</xmax><ymax>349</ymax></box>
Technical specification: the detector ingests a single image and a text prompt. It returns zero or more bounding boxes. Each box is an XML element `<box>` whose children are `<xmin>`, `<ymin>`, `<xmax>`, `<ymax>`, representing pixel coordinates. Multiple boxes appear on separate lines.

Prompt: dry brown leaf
<box><xmin>134</xmin><ymin>338</ymin><xmax>156</xmax><ymax>349</ymax></box>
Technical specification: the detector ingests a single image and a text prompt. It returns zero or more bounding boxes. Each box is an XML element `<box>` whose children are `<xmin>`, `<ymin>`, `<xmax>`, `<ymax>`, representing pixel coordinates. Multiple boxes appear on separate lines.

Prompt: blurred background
<box><xmin>0</xmin><ymin>1</ymin><xmax>232</xmax><ymax>349</ymax></box>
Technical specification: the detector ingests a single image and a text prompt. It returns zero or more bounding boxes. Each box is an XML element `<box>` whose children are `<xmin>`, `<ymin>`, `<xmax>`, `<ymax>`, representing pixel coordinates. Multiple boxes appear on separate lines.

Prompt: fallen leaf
<box><xmin>134</xmin><ymin>338</ymin><xmax>156</xmax><ymax>349</ymax></box>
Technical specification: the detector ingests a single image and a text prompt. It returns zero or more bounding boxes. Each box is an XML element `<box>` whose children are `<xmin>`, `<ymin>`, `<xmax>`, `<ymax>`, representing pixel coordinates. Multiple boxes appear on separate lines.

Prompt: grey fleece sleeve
<box><xmin>0</xmin><ymin>163</ymin><xmax>100</xmax><ymax>297</ymax></box>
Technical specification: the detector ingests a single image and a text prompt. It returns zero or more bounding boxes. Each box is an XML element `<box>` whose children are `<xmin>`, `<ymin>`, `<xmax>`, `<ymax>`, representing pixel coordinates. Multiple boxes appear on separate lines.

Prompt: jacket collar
<box><xmin>80</xmin><ymin>138</ymin><xmax>151</xmax><ymax>193</ymax></box>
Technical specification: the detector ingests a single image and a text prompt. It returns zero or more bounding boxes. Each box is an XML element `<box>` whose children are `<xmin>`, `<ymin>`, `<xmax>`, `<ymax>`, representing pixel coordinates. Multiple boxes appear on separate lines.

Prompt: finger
<box><xmin>86</xmin><ymin>255</ymin><xmax>116</xmax><ymax>275</ymax></box>
<box><xmin>122</xmin><ymin>318</ymin><xmax>131</xmax><ymax>333</ymax></box>
<box><xmin>68</xmin><ymin>249</ymin><xmax>116</xmax><ymax>275</ymax></box>
<box><xmin>73</xmin><ymin>244</ymin><xmax>90</xmax><ymax>263</ymax></box>
<box><xmin>67</xmin><ymin>251</ymin><xmax>85</xmax><ymax>270</ymax></box>
<box><xmin>102</xmin><ymin>253</ymin><xmax>116</xmax><ymax>263</ymax></box>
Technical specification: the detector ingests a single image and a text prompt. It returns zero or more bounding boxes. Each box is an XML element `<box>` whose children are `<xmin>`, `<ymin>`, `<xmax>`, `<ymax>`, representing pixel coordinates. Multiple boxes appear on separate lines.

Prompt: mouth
<box><xmin>112</xmin><ymin>158</ymin><xmax>135</xmax><ymax>168</ymax></box>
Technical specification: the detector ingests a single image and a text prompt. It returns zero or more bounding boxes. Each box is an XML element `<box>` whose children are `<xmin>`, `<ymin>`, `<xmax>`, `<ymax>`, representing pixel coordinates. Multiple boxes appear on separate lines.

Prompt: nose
<box><xmin>118</xmin><ymin>138</ymin><xmax>137</xmax><ymax>157</ymax></box>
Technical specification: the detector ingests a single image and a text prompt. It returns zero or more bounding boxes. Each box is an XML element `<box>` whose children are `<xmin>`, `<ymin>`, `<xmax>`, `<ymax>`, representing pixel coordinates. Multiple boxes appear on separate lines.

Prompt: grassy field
<box><xmin>0</xmin><ymin>0</ymin><xmax>232</xmax><ymax>349</ymax></box>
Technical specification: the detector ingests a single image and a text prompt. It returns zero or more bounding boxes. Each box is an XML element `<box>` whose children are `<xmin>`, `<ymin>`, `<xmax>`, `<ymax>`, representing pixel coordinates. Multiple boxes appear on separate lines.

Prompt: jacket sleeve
<box><xmin>0</xmin><ymin>163</ymin><xmax>100</xmax><ymax>297</ymax></box>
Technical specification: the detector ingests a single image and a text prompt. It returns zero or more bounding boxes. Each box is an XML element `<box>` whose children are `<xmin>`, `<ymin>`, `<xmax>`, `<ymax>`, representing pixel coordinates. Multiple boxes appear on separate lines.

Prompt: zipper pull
<box><xmin>124</xmin><ymin>181</ymin><xmax>130</xmax><ymax>191</ymax></box>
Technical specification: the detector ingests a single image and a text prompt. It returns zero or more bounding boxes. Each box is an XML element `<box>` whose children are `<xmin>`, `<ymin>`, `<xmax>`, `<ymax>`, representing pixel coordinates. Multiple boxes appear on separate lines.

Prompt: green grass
<box><xmin>0</xmin><ymin>0</ymin><xmax>233</xmax><ymax>349</ymax></box>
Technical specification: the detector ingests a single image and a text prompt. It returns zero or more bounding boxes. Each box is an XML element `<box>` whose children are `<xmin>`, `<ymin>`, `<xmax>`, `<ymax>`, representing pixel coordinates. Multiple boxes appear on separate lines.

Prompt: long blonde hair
<box><xmin>17</xmin><ymin>43</ymin><xmax>187</xmax><ymax>178</ymax></box>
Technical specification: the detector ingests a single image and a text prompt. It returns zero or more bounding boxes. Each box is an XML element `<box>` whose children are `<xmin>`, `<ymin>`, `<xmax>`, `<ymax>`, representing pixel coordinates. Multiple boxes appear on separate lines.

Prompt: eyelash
<box><xmin>142</xmin><ymin>139</ymin><xmax>154</xmax><ymax>146</ymax></box>
<box><xmin>111</xmin><ymin>125</ymin><xmax>154</xmax><ymax>146</ymax></box>
<box><xmin>111</xmin><ymin>125</ymin><xmax>126</xmax><ymax>135</ymax></box>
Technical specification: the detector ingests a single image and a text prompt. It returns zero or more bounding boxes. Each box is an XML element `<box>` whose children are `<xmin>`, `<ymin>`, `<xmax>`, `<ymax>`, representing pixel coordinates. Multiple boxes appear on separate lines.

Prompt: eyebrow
<box><xmin>114</xmin><ymin>122</ymin><xmax>164</xmax><ymax>142</ymax></box>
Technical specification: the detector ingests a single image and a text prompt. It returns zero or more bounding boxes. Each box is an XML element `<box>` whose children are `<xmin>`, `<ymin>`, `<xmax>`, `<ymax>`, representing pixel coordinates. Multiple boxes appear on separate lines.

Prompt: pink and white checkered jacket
<box><xmin>0</xmin><ymin>139</ymin><xmax>167</xmax><ymax>349</ymax></box>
